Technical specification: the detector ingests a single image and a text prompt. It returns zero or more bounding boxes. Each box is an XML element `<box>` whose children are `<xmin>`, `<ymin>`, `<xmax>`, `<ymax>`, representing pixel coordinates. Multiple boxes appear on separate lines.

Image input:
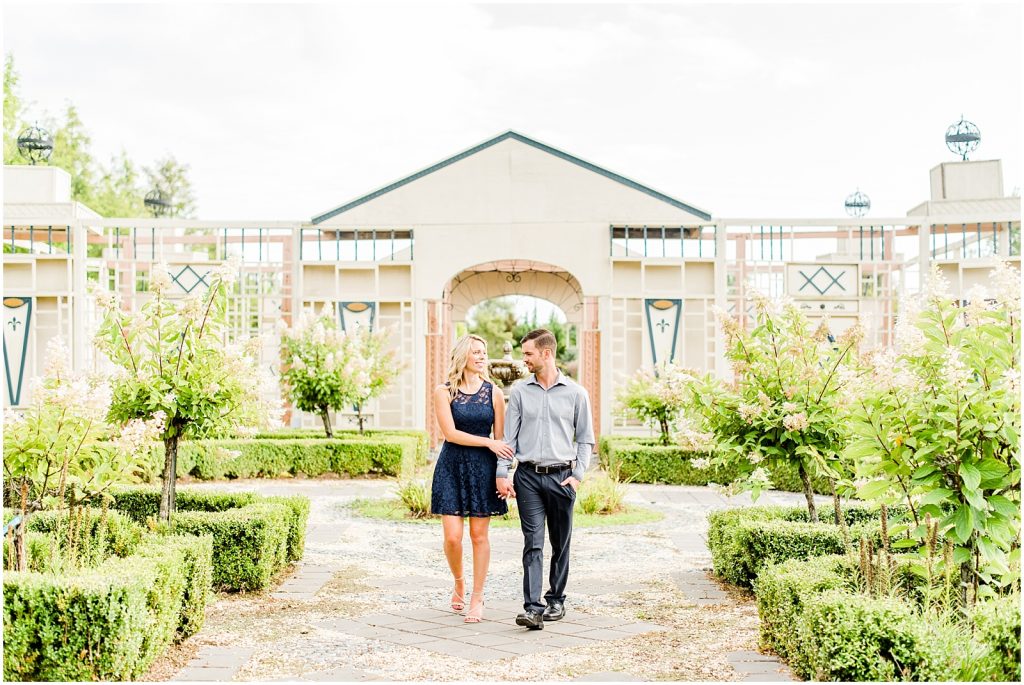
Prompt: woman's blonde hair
<box><xmin>445</xmin><ymin>334</ymin><xmax>490</xmax><ymax>401</ymax></box>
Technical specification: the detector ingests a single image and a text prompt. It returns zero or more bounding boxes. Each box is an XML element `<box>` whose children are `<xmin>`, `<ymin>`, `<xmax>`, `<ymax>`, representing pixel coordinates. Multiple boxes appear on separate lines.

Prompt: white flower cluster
<box><xmin>33</xmin><ymin>338</ymin><xmax>112</xmax><ymax>420</ymax></box>
<box><xmin>690</xmin><ymin>456</ymin><xmax>710</xmax><ymax>470</ymax></box>
<box><xmin>941</xmin><ymin>347</ymin><xmax>972</xmax><ymax>390</ymax></box>
<box><xmin>674</xmin><ymin>418</ymin><xmax>714</xmax><ymax>452</ymax></box>
<box><xmin>90</xmin><ymin>284</ymin><xmax>121</xmax><ymax>311</ymax></box>
<box><xmin>215</xmin><ymin>255</ymin><xmax>242</xmax><ymax>287</ymax></box>
<box><xmin>749</xmin><ymin>467</ymin><xmax>774</xmax><ymax>489</ymax></box>
<box><xmin>150</xmin><ymin>262</ymin><xmax>173</xmax><ymax>295</ymax></box>
<box><xmin>782</xmin><ymin>412</ymin><xmax>809</xmax><ymax>432</ymax></box>
<box><xmin>113</xmin><ymin>411</ymin><xmax>166</xmax><ymax>456</ymax></box>
<box><xmin>653</xmin><ymin>362</ymin><xmax>696</xmax><ymax>407</ymax></box>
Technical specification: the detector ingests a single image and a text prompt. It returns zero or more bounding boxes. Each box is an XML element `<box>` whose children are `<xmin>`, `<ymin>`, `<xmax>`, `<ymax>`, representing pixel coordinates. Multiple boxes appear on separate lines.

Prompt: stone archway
<box><xmin>426</xmin><ymin>260</ymin><xmax>600</xmax><ymax>449</ymax></box>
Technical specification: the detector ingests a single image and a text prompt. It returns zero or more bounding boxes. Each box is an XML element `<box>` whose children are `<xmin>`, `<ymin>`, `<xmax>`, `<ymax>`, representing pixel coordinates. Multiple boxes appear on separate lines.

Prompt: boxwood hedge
<box><xmin>141</xmin><ymin>434</ymin><xmax>423</xmax><ymax>482</ymax></box>
<box><xmin>598</xmin><ymin>436</ymin><xmax>833</xmax><ymax>493</ymax></box>
<box><xmin>110</xmin><ymin>486</ymin><xmax>309</xmax><ymax>591</ymax></box>
<box><xmin>753</xmin><ymin>554</ymin><xmax>1020</xmax><ymax>682</ymax></box>
<box><xmin>2</xmin><ymin>533</ymin><xmax>213</xmax><ymax>682</ymax></box>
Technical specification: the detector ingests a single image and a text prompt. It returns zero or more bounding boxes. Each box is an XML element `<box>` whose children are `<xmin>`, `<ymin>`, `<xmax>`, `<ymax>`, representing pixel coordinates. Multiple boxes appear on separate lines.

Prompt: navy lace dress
<box><xmin>431</xmin><ymin>381</ymin><xmax>508</xmax><ymax>517</ymax></box>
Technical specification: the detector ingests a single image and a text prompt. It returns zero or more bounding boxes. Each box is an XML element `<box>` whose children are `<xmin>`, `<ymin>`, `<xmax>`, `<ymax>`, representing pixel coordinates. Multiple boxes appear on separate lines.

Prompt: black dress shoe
<box><xmin>515</xmin><ymin>610</ymin><xmax>544</xmax><ymax>630</ymax></box>
<box><xmin>542</xmin><ymin>601</ymin><xmax>565</xmax><ymax>621</ymax></box>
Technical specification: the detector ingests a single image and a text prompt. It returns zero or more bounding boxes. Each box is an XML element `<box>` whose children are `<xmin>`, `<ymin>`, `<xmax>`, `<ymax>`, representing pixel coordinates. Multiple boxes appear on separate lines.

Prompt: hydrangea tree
<box><xmin>94</xmin><ymin>259</ymin><xmax>280</xmax><ymax>521</ymax></box>
<box><xmin>280</xmin><ymin>315</ymin><xmax>402</xmax><ymax>436</ymax></box>
<box><xmin>686</xmin><ymin>294</ymin><xmax>866</xmax><ymax>521</ymax></box>
<box><xmin>3</xmin><ymin>338</ymin><xmax>164</xmax><ymax>570</ymax></box>
<box><xmin>342</xmin><ymin>325</ymin><xmax>403</xmax><ymax>435</ymax></box>
<box><xmin>616</xmin><ymin>362</ymin><xmax>696</xmax><ymax>445</ymax></box>
<box><xmin>845</xmin><ymin>261</ymin><xmax>1021</xmax><ymax>603</ymax></box>
<box><xmin>279</xmin><ymin>313</ymin><xmax>348</xmax><ymax>437</ymax></box>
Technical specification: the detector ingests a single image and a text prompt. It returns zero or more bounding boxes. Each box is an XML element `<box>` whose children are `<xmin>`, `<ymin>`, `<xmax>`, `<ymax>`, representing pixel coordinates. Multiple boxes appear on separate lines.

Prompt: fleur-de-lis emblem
<box><xmin>656</xmin><ymin>318</ymin><xmax>669</xmax><ymax>333</ymax></box>
<box><xmin>7</xmin><ymin>317</ymin><xmax>21</xmax><ymax>332</ymax></box>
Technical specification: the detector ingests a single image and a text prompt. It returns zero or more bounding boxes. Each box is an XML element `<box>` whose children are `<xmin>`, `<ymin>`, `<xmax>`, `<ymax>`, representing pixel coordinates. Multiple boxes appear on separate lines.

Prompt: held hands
<box><xmin>560</xmin><ymin>476</ymin><xmax>580</xmax><ymax>492</ymax></box>
<box><xmin>496</xmin><ymin>477</ymin><xmax>516</xmax><ymax>500</ymax></box>
<box><xmin>489</xmin><ymin>439</ymin><xmax>514</xmax><ymax>460</ymax></box>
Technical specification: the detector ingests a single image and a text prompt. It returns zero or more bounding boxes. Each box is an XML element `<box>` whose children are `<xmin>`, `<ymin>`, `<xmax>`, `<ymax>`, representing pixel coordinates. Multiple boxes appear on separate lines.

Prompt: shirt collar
<box><xmin>527</xmin><ymin>371</ymin><xmax>568</xmax><ymax>388</ymax></box>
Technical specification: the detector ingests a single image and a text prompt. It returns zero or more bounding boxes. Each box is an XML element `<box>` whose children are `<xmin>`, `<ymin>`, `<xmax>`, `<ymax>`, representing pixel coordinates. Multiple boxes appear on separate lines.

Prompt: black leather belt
<box><xmin>528</xmin><ymin>461</ymin><xmax>576</xmax><ymax>474</ymax></box>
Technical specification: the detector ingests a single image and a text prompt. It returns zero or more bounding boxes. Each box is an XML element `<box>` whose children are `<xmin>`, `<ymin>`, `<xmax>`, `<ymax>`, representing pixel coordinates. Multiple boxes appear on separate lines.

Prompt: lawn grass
<box><xmin>349</xmin><ymin>498</ymin><xmax>664</xmax><ymax>528</ymax></box>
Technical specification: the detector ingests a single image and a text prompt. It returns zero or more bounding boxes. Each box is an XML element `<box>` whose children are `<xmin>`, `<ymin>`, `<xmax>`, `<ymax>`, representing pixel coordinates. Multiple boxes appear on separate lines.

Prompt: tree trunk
<box><xmin>658</xmin><ymin>416</ymin><xmax>670</xmax><ymax>446</ymax></box>
<box><xmin>159</xmin><ymin>434</ymin><xmax>179</xmax><ymax>521</ymax></box>
<box><xmin>13</xmin><ymin>480</ymin><xmax>28</xmax><ymax>571</ymax></box>
<box><xmin>319</xmin><ymin>408</ymin><xmax>333</xmax><ymax>438</ymax></box>
<box><xmin>12</xmin><ymin>523</ymin><xmax>26</xmax><ymax>572</ymax></box>
<box><xmin>798</xmin><ymin>461</ymin><xmax>818</xmax><ymax>522</ymax></box>
<box><xmin>356</xmin><ymin>403</ymin><xmax>365</xmax><ymax>435</ymax></box>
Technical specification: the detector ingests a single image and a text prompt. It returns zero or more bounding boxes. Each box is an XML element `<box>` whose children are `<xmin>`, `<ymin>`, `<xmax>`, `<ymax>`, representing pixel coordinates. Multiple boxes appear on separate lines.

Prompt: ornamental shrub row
<box><xmin>253</xmin><ymin>428</ymin><xmax>430</xmax><ymax>463</ymax></box>
<box><xmin>705</xmin><ymin>505</ymin><xmax>901</xmax><ymax>587</ymax></box>
<box><xmin>110</xmin><ymin>486</ymin><xmax>309</xmax><ymax>591</ymax></box>
<box><xmin>140</xmin><ymin>434</ymin><xmax>423</xmax><ymax>482</ymax></box>
<box><xmin>753</xmin><ymin>555</ymin><xmax>1020</xmax><ymax>681</ymax></box>
<box><xmin>3</xmin><ymin>533</ymin><xmax>213</xmax><ymax>682</ymax></box>
<box><xmin>598</xmin><ymin>436</ymin><xmax>832</xmax><ymax>494</ymax></box>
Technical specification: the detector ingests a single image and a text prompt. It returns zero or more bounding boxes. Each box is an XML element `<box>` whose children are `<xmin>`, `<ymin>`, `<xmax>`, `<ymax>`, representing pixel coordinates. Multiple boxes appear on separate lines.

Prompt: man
<box><xmin>496</xmin><ymin>328</ymin><xmax>595</xmax><ymax>630</ymax></box>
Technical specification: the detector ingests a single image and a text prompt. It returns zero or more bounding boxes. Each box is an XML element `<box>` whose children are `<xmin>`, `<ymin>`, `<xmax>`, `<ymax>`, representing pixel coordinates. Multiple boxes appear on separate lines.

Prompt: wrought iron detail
<box><xmin>16</xmin><ymin>125</ymin><xmax>53</xmax><ymax>165</ymax></box>
<box><xmin>945</xmin><ymin>116</ymin><xmax>981</xmax><ymax>160</ymax></box>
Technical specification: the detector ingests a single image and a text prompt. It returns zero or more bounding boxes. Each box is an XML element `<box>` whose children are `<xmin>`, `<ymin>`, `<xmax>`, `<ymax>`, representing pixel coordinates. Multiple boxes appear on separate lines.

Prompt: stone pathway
<box><xmin>150</xmin><ymin>478</ymin><xmax>815</xmax><ymax>682</ymax></box>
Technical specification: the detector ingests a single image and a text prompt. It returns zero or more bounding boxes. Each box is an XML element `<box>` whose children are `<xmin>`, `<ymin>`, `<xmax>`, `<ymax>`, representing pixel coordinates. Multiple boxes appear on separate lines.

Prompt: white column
<box><xmin>917</xmin><ymin>216</ymin><xmax>931</xmax><ymax>292</ymax></box>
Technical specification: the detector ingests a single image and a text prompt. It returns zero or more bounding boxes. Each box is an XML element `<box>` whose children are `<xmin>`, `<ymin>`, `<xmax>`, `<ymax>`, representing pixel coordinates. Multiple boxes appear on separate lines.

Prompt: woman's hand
<box><xmin>489</xmin><ymin>439</ymin><xmax>514</xmax><ymax>460</ymax></box>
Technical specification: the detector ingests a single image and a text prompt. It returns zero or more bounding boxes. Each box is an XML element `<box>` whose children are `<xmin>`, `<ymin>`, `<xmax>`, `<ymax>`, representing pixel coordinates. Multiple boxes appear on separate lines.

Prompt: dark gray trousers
<box><xmin>513</xmin><ymin>465</ymin><xmax>576</xmax><ymax>612</ymax></box>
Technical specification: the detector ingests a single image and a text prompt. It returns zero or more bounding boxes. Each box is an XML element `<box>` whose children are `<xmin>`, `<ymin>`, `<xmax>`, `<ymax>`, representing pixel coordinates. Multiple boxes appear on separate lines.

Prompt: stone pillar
<box><xmin>580</xmin><ymin>296</ymin><xmax>601</xmax><ymax>444</ymax></box>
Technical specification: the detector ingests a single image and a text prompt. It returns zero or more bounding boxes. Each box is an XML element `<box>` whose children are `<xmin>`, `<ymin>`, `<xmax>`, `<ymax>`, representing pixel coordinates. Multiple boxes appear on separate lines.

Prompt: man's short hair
<box><xmin>520</xmin><ymin>328</ymin><xmax>557</xmax><ymax>353</ymax></box>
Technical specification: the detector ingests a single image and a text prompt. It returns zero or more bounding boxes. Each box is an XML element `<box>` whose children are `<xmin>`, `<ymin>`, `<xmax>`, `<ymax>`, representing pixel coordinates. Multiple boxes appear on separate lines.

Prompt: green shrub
<box><xmin>799</xmin><ymin>590</ymin><xmax>950</xmax><ymax>681</ymax></box>
<box><xmin>111</xmin><ymin>486</ymin><xmax>305</xmax><ymax>591</ymax></box>
<box><xmin>754</xmin><ymin>555</ymin><xmax>855</xmax><ymax>668</ymax></box>
<box><xmin>262</xmin><ymin>495</ymin><xmax>310</xmax><ymax>562</ymax></box>
<box><xmin>2</xmin><ymin>533</ymin><xmax>210</xmax><ymax>681</ymax></box>
<box><xmin>2</xmin><ymin>531</ymin><xmax>59</xmax><ymax>572</ymax></box>
<box><xmin>707</xmin><ymin>505</ymin><xmax>890</xmax><ymax>587</ymax></box>
<box><xmin>164</xmin><ymin>533</ymin><xmax>213</xmax><ymax>638</ymax></box>
<box><xmin>172</xmin><ymin>503</ymin><xmax>289</xmax><ymax>591</ymax></box>
<box><xmin>970</xmin><ymin>594</ymin><xmax>1022</xmax><ymax>681</ymax></box>
<box><xmin>601</xmin><ymin>437</ymin><xmax>833</xmax><ymax>493</ymax></box>
<box><xmin>252</xmin><ymin>428</ymin><xmax>430</xmax><ymax>465</ymax></box>
<box><xmin>145</xmin><ymin>436</ymin><xmax>419</xmax><ymax>481</ymax></box>
<box><xmin>24</xmin><ymin>507</ymin><xmax>144</xmax><ymax>567</ymax></box>
<box><xmin>577</xmin><ymin>471</ymin><xmax>629</xmax><ymax>515</ymax></box>
<box><xmin>753</xmin><ymin>554</ymin><xmax>1013</xmax><ymax>682</ymax></box>
<box><xmin>396</xmin><ymin>480</ymin><xmax>432</xmax><ymax>518</ymax></box>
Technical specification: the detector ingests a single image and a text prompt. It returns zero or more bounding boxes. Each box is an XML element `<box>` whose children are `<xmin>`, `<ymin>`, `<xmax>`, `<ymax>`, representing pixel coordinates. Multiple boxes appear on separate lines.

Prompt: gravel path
<box><xmin>145</xmin><ymin>477</ymin><xmax>812</xmax><ymax>682</ymax></box>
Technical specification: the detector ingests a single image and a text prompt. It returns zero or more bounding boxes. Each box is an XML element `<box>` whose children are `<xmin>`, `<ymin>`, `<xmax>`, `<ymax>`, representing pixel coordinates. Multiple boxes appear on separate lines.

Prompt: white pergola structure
<box><xmin>3</xmin><ymin>132</ymin><xmax>1020</xmax><ymax>448</ymax></box>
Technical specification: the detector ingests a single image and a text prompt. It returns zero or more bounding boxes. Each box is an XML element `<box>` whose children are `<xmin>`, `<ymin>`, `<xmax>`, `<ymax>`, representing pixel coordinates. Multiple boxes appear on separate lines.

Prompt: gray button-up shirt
<box><xmin>496</xmin><ymin>372</ymin><xmax>595</xmax><ymax>482</ymax></box>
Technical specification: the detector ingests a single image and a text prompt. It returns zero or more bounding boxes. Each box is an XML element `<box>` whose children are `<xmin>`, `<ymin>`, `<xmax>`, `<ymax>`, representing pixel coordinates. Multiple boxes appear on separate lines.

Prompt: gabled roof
<box><xmin>311</xmin><ymin>130</ymin><xmax>712</xmax><ymax>224</ymax></box>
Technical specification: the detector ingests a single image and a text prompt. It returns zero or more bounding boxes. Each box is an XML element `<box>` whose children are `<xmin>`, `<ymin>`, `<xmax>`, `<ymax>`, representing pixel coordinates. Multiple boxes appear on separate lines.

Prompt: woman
<box><xmin>431</xmin><ymin>334</ymin><xmax>514</xmax><ymax>623</ymax></box>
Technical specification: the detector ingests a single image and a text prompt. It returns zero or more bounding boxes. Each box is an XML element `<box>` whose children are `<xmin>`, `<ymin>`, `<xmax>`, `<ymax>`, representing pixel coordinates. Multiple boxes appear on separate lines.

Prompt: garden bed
<box><xmin>598</xmin><ymin>436</ymin><xmax>833</xmax><ymax>494</ymax></box>
<box><xmin>141</xmin><ymin>430</ymin><xmax>428</xmax><ymax>483</ymax></box>
<box><xmin>3</xmin><ymin>510</ymin><xmax>213</xmax><ymax>682</ymax></box>
<box><xmin>110</xmin><ymin>486</ymin><xmax>310</xmax><ymax>591</ymax></box>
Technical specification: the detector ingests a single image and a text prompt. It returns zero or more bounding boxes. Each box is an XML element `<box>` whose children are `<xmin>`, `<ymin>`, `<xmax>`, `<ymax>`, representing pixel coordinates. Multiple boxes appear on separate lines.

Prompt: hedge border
<box><xmin>110</xmin><ymin>486</ymin><xmax>309</xmax><ymax>591</ymax></box>
<box><xmin>2</xmin><ymin>532</ymin><xmax>212</xmax><ymax>682</ymax></box>
<box><xmin>143</xmin><ymin>435</ymin><xmax>423</xmax><ymax>482</ymax></box>
<box><xmin>599</xmin><ymin>436</ymin><xmax>834</xmax><ymax>494</ymax></box>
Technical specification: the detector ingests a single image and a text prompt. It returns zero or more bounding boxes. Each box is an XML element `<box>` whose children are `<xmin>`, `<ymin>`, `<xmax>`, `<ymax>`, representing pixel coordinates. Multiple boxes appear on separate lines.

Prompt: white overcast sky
<box><xmin>2</xmin><ymin>1</ymin><xmax>1021</xmax><ymax>221</ymax></box>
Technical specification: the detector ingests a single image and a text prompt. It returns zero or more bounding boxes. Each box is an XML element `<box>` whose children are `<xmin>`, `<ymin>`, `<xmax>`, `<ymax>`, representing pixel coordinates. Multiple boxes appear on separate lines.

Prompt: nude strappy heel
<box><xmin>450</xmin><ymin>576</ymin><xmax>466</xmax><ymax>612</ymax></box>
<box><xmin>464</xmin><ymin>595</ymin><xmax>484</xmax><ymax>623</ymax></box>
